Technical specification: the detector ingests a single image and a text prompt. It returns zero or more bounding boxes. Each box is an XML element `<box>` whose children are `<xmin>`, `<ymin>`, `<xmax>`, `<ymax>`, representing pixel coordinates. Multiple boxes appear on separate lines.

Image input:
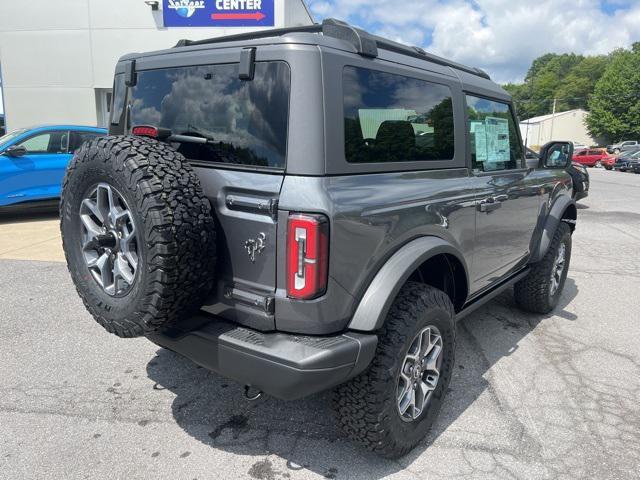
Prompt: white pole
<box><xmin>549</xmin><ymin>98</ymin><xmax>557</xmax><ymax>142</ymax></box>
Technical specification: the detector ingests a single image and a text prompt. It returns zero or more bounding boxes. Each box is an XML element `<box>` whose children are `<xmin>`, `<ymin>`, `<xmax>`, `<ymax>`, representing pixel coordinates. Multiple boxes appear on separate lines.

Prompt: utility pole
<box><xmin>549</xmin><ymin>98</ymin><xmax>557</xmax><ymax>142</ymax></box>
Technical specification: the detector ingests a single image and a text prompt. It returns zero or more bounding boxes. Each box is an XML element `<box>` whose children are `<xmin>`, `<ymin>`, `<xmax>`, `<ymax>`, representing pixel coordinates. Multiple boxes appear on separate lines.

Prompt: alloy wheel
<box><xmin>396</xmin><ymin>325</ymin><xmax>444</xmax><ymax>422</ymax></box>
<box><xmin>550</xmin><ymin>242</ymin><xmax>566</xmax><ymax>297</ymax></box>
<box><xmin>79</xmin><ymin>183</ymin><xmax>139</xmax><ymax>296</ymax></box>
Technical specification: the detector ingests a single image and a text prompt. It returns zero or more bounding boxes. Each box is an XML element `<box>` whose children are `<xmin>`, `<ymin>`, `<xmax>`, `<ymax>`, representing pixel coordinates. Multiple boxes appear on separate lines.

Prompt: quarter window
<box><xmin>466</xmin><ymin>95</ymin><xmax>523</xmax><ymax>172</ymax></box>
<box><xmin>343</xmin><ymin>66</ymin><xmax>455</xmax><ymax>164</ymax></box>
<box><xmin>70</xmin><ymin>132</ymin><xmax>103</xmax><ymax>152</ymax></box>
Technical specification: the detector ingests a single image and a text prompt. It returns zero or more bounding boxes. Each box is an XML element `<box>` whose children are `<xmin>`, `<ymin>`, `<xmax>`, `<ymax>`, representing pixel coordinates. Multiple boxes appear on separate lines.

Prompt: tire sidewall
<box><xmin>62</xmin><ymin>156</ymin><xmax>150</xmax><ymax>324</ymax></box>
<box><xmin>547</xmin><ymin>224</ymin><xmax>572</xmax><ymax>309</ymax></box>
<box><xmin>383</xmin><ymin>303</ymin><xmax>455</xmax><ymax>448</ymax></box>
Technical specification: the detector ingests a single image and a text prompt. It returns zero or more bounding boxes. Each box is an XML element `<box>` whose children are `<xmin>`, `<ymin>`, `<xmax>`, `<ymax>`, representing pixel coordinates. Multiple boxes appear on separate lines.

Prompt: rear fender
<box><xmin>348</xmin><ymin>236</ymin><xmax>468</xmax><ymax>332</ymax></box>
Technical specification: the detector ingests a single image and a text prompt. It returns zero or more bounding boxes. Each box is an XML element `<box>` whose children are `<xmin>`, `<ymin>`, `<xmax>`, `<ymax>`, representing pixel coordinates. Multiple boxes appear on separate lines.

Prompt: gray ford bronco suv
<box><xmin>60</xmin><ymin>19</ymin><xmax>577</xmax><ymax>458</ymax></box>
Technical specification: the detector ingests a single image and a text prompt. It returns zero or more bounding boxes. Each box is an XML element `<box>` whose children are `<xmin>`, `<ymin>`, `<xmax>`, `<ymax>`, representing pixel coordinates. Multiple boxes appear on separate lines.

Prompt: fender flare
<box><xmin>348</xmin><ymin>236</ymin><xmax>469</xmax><ymax>332</ymax></box>
<box><xmin>530</xmin><ymin>195</ymin><xmax>576</xmax><ymax>263</ymax></box>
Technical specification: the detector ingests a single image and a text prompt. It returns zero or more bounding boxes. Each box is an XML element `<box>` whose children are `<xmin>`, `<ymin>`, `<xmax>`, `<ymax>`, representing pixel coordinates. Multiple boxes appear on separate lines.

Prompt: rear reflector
<box><xmin>287</xmin><ymin>213</ymin><xmax>329</xmax><ymax>300</ymax></box>
<box><xmin>131</xmin><ymin>125</ymin><xmax>158</xmax><ymax>137</ymax></box>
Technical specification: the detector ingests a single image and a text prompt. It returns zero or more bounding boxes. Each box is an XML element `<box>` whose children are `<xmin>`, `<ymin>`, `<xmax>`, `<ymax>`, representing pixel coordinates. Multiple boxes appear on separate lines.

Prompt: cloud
<box><xmin>307</xmin><ymin>0</ymin><xmax>640</xmax><ymax>83</ymax></box>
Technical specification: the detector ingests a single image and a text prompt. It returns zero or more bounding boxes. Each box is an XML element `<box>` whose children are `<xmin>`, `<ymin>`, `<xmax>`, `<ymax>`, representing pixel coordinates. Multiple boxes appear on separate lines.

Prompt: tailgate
<box><xmin>194</xmin><ymin>167</ymin><xmax>284</xmax><ymax>330</ymax></box>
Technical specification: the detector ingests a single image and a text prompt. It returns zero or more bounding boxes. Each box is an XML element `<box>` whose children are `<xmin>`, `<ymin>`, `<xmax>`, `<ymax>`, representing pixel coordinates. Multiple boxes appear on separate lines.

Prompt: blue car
<box><xmin>0</xmin><ymin>125</ymin><xmax>106</xmax><ymax>208</ymax></box>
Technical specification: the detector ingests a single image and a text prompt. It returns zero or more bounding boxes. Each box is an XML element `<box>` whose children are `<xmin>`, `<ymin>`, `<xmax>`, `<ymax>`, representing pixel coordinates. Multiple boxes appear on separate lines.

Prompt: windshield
<box><xmin>0</xmin><ymin>128</ymin><xmax>27</xmax><ymax>148</ymax></box>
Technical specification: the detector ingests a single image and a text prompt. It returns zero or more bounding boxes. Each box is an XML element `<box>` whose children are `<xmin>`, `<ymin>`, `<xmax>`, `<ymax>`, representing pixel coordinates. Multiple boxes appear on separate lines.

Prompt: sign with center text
<box><xmin>163</xmin><ymin>0</ymin><xmax>274</xmax><ymax>27</ymax></box>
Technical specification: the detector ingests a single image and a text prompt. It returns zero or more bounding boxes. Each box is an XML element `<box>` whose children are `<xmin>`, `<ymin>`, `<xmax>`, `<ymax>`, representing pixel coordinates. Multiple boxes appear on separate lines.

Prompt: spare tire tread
<box><xmin>61</xmin><ymin>135</ymin><xmax>216</xmax><ymax>338</ymax></box>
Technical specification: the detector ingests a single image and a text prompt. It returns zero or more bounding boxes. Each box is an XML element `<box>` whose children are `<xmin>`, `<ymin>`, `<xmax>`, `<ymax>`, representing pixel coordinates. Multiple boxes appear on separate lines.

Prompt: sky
<box><xmin>306</xmin><ymin>0</ymin><xmax>640</xmax><ymax>84</ymax></box>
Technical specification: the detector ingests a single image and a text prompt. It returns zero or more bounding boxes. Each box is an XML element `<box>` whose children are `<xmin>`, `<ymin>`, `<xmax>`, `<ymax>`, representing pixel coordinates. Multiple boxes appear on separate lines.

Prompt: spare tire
<box><xmin>60</xmin><ymin>135</ymin><xmax>216</xmax><ymax>338</ymax></box>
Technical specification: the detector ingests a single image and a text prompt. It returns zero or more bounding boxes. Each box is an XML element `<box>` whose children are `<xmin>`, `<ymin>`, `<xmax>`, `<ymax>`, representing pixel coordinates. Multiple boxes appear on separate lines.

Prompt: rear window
<box><xmin>130</xmin><ymin>62</ymin><xmax>290</xmax><ymax>169</ymax></box>
<box><xmin>70</xmin><ymin>131</ymin><xmax>103</xmax><ymax>152</ymax></box>
<box><xmin>343</xmin><ymin>66</ymin><xmax>455</xmax><ymax>164</ymax></box>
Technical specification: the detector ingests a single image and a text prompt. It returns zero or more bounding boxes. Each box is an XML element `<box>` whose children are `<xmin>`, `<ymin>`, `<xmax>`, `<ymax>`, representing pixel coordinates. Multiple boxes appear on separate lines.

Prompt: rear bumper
<box><xmin>148</xmin><ymin>314</ymin><xmax>378</xmax><ymax>400</ymax></box>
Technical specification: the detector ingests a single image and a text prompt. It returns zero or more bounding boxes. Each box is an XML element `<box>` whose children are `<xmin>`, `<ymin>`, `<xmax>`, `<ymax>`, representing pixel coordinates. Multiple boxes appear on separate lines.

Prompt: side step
<box><xmin>456</xmin><ymin>268</ymin><xmax>530</xmax><ymax>322</ymax></box>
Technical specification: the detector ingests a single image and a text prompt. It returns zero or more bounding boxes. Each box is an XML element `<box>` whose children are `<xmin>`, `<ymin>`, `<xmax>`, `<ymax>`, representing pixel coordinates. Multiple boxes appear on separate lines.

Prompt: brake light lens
<box><xmin>287</xmin><ymin>213</ymin><xmax>329</xmax><ymax>299</ymax></box>
<box><xmin>131</xmin><ymin>125</ymin><xmax>158</xmax><ymax>137</ymax></box>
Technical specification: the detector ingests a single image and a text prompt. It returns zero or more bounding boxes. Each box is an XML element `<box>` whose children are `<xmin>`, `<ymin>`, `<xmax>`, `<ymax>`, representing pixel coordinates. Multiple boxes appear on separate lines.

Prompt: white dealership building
<box><xmin>0</xmin><ymin>0</ymin><xmax>313</xmax><ymax>132</ymax></box>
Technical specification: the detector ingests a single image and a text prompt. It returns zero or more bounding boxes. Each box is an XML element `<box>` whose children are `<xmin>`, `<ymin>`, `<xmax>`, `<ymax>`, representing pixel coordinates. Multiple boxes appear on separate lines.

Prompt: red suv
<box><xmin>572</xmin><ymin>148</ymin><xmax>612</xmax><ymax>167</ymax></box>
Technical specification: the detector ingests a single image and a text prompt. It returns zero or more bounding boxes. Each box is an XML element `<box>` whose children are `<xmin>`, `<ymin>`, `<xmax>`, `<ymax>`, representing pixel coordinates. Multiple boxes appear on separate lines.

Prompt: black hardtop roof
<box><xmin>118</xmin><ymin>18</ymin><xmax>508</xmax><ymax>98</ymax></box>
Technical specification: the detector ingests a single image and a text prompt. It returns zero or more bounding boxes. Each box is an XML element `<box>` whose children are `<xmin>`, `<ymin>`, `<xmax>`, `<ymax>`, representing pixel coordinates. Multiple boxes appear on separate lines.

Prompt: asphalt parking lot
<box><xmin>1</xmin><ymin>168</ymin><xmax>640</xmax><ymax>480</ymax></box>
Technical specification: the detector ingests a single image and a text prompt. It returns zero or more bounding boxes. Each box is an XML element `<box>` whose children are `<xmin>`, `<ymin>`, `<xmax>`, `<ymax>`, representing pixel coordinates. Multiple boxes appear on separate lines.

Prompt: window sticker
<box><xmin>471</xmin><ymin>117</ymin><xmax>510</xmax><ymax>166</ymax></box>
<box><xmin>484</xmin><ymin>117</ymin><xmax>510</xmax><ymax>164</ymax></box>
<box><xmin>470</xmin><ymin>121</ymin><xmax>487</xmax><ymax>163</ymax></box>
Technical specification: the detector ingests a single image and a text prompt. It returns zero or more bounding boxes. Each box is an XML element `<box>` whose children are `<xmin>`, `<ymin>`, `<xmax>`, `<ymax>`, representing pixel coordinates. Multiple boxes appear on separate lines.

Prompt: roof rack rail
<box><xmin>174</xmin><ymin>23</ymin><xmax>322</xmax><ymax>48</ymax></box>
<box><xmin>174</xmin><ymin>19</ymin><xmax>378</xmax><ymax>57</ymax></box>
<box><xmin>370</xmin><ymin>34</ymin><xmax>491</xmax><ymax>80</ymax></box>
<box><xmin>174</xmin><ymin>18</ymin><xmax>490</xmax><ymax>80</ymax></box>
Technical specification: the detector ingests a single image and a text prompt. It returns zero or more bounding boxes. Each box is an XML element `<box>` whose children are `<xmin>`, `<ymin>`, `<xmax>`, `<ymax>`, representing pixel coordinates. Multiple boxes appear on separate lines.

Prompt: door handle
<box><xmin>477</xmin><ymin>197</ymin><xmax>503</xmax><ymax>213</ymax></box>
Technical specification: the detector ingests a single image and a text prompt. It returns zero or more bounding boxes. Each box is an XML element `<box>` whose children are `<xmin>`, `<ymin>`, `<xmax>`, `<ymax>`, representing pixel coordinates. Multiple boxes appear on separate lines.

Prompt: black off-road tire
<box><xmin>514</xmin><ymin>222</ymin><xmax>572</xmax><ymax>314</ymax></box>
<box><xmin>60</xmin><ymin>135</ymin><xmax>216</xmax><ymax>338</ymax></box>
<box><xmin>332</xmin><ymin>282</ymin><xmax>456</xmax><ymax>458</ymax></box>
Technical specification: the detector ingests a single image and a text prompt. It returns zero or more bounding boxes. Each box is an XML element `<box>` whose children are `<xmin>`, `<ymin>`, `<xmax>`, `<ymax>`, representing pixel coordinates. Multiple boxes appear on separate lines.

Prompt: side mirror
<box><xmin>540</xmin><ymin>141</ymin><xmax>574</xmax><ymax>169</ymax></box>
<box><xmin>4</xmin><ymin>145</ymin><xmax>27</xmax><ymax>158</ymax></box>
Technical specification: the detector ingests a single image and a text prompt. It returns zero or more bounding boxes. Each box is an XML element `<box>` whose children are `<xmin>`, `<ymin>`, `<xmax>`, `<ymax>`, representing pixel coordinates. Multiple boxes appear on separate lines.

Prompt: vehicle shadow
<box><xmin>0</xmin><ymin>205</ymin><xmax>59</xmax><ymax>225</ymax></box>
<box><xmin>146</xmin><ymin>278</ymin><xmax>579</xmax><ymax>479</ymax></box>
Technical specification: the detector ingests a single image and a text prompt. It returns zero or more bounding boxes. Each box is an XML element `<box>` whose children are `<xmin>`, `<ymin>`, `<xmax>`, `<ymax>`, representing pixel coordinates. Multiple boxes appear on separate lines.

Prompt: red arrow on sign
<box><xmin>211</xmin><ymin>12</ymin><xmax>266</xmax><ymax>20</ymax></box>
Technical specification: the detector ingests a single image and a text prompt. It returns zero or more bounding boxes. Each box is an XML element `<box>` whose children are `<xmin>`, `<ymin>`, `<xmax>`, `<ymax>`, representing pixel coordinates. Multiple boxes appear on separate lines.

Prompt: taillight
<box><xmin>287</xmin><ymin>213</ymin><xmax>329</xmax><ymax>300</ymax></box>
<box><xmin>131</xmin><ymin>125</ymin><xmax>158</xmax><ymax>137</ymax></box>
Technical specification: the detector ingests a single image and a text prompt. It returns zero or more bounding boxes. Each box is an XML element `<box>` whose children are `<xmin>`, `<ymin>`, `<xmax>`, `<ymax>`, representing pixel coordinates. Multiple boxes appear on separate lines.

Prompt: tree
<box><xmin>586</xmin><ymin>45</ymin><xmax>640</xmax><ymax>142</ymax></box>
<box><xmin>504</xmin><ymin>53</ymin><xmax>610</xmax><ymax>120</ymax></box>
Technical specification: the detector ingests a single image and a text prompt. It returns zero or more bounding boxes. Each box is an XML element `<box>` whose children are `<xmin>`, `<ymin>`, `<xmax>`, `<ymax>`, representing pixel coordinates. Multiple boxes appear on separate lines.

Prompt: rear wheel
<box><xmin>333</xmin><ymin>282</ymin><xmax>455</xmax><ymax>458</ymax></box>
<box><xmin>60</xmin><ymin>135</ymin><xmax>216</xmax><ymax>338</ymax></box>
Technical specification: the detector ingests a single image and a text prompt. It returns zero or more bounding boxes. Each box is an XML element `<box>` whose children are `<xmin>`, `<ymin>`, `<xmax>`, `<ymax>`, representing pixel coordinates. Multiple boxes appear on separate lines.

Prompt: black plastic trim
<box><xmin>239</xmin><ymin>47</ymin><xmax>256</xmax><ymax>80</ymax></box>
<box><xmin>148</xmin><ymin>313</ymin><xmax>378</xmax><ymax>400</ymax></box>
<box><xmin>124</xmin><ymin>60</ymin><xmax>137</xmax><ymax>87</ymax></box>
<box><xmin>457</xmin><ymin>267</ymin><xmax>530</xmax><ymax>321</ymax></box>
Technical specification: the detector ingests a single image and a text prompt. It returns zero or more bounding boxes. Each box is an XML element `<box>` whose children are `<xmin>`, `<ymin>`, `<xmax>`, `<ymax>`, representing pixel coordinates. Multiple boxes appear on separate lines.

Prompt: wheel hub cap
<box><xmin>79</xmin><ymin>183</ymin><xmax>139</xmax><ymax>296</ymax></box>
<box><xmin>396</xmin><ymin>325</ymin><xmax>444</xmax><ymax>422</ymax></box>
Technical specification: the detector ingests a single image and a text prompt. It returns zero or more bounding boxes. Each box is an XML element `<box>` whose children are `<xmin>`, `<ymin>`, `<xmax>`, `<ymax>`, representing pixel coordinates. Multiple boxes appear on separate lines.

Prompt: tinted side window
<box><xmin>18</xmin><ymin>132</ymin><xmax>69</xmax><ymax>154</ymax></box>
<box><xmin>466</xmin><ymin>96</ymin><xmax>523</xmax><ymax>172</ymax></box>
<box><xmin>343</xmin><ymin>67</ymin><xmax>455</xmax><ymax>164</ymax></box>
<box><xmin>110</xmin><ymin>73</ymin><xmax>126</xmax><ymax>126</ymax></box>
<box><xmin>70</xmin><ymin>132</ymin><xmax>103</xmax><ymax>152</ymax></box>
<box><xmin>130</xmin><ymin>62</ymin><xmax>290</xmax><ymax>169</ymax></box>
